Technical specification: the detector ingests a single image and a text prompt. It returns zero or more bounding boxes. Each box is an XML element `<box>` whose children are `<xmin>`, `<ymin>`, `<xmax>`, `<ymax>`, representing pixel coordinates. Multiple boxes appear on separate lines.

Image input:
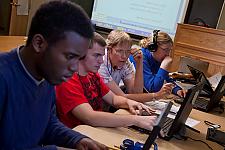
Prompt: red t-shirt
<box><xmin>55</xmin><ymin>72</ymin><xmax>109</xmax><ymax>128</ymax></box>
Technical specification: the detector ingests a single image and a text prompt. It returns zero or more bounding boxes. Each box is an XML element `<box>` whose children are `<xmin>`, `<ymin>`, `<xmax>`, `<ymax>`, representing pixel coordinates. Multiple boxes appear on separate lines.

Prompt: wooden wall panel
<box><xmin>172</xmin><ymin>24</ymin><xmax>225</xmax><ymax>76</ymax></box>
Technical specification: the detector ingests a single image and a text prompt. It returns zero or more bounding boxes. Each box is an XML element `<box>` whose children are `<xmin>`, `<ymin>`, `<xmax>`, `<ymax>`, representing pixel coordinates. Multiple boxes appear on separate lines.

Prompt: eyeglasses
<box><xmin>158</xmin><ymin>45</ymin><xmax>172</xmax><ymax>53</ymax></box>
<box><xmin>113</xmin><ymin>47</ymin><xmax>131</xmax><ymax>56</ymax></box>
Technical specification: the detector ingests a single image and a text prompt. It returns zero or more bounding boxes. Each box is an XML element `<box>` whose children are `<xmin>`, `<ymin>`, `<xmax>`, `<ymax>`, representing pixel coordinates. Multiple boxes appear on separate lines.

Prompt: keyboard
<box><xmin>194</xmin><ymin>97</ymin><xmax>209</xmax><ymax>110</ymax></box>
<box><xmin>128</xmin><ymin>117</ymin><xmax>174</xmax><ymax>135</ymax></box>
<box><xmin>161</xmin><ymin>117</ymin><xmax>174</xmax><ymax>135</ymax></box>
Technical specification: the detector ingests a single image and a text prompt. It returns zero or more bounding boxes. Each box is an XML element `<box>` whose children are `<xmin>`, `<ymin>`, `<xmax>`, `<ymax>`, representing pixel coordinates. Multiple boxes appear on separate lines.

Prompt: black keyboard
<box><xmin>194</xmin><ymin>97</ymin><xmax>209</xmax><ymax>109</ymax></box>
<box><xmin>161</xmin><ymin>117</ymin><xmax>173</xmax><ymax>135</ymax></box>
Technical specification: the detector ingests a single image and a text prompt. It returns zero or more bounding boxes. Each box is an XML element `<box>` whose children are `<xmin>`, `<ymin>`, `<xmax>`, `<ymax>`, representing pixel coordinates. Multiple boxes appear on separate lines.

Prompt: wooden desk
<box><xmin>74</xmin><ymin>109</ymin><xmax>225</xmax><ymax>150</ymax></box>
<box><xmin>0</xmin><ymin>36</ymin><xmax>26</xmax><ymax>52</ymax></box>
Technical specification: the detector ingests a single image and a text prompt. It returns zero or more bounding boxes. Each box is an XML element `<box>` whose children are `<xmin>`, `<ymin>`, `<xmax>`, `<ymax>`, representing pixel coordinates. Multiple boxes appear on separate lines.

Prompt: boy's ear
<box><xmin>32</xmin><ymin>34</ymin><xmax>48</xmax><ymax>53</ymax></box>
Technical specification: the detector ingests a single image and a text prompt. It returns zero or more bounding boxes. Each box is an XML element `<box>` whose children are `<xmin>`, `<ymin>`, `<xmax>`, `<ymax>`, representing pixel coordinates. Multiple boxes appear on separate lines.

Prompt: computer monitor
<box><xmin>187</xmin><ymin>65</ymin><xmax>214</xmax><ymax>96</ymax></box>
<box><xmin>143</xmin><ymin>102</ymin><xmax>173</xmax><ymax>150</ymax></box>
<box><xmin>129</xmin><ymin>81</ymin><xmax>204</xmax><ymax>141</ymax></box>
<box><xmin>207</xmin><ymin>76</ymin><xmax>225</xmax><ymax>111</ymax></box>
<box><xmin>164</xmin><ymin>81</ymin><xmax>204</xmax><ymax>140</ymax></box>
<box><xmin>91</xmin><ymin>0</ymin><xmax>190</xmax><ymax>38</ymax></box>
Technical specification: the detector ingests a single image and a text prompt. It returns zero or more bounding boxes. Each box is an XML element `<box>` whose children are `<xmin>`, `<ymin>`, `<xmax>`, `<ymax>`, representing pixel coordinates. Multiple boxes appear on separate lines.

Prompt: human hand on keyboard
<box><xmin>130</xmin><ymin>115</ymin><xmax>166</xmax><ymax>138</ymax></box>
<box><xmin>127</xmin><ymin>100</ymin><xmax>156</xmax><ymax>115</ymax></box>
<box><xmin>134</xmin><ymin>115</ymin><xmax>157</xmax><ymax>131</ymax></box>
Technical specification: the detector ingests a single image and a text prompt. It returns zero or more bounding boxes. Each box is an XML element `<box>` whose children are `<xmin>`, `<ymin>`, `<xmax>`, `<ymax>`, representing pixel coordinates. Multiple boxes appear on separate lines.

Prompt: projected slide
<box><xmin>92</xmin><ymin>0</ymin><xmax>189</xmax><ymax>37</ymax></box>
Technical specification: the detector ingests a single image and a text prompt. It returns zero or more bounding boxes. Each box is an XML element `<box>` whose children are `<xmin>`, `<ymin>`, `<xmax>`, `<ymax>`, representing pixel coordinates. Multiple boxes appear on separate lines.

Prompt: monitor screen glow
<box><xmin>91</xmin><ymin>0</ymin><xmax>190</xmax><ymax>37</ymax></box>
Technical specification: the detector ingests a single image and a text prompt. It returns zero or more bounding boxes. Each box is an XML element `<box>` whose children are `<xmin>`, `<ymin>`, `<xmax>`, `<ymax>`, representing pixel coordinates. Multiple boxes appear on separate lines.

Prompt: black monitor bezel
<box><xmin>164</xmin><ymin>81</ymin><xmax>204</xmax><ymax>140</ymax></box>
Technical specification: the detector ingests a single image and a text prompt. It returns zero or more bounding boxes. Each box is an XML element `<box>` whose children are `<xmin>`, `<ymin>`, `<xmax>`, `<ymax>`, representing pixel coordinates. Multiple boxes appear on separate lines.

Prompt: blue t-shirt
<box><xmin>0</xmin><ymin>48</ymin><xmax>86</xmax><ymax>149</ymax></box>
<box><xmin>129</xmin><ymin>48</ymin><xmax>180</xmax><ymax>93</ymax></box>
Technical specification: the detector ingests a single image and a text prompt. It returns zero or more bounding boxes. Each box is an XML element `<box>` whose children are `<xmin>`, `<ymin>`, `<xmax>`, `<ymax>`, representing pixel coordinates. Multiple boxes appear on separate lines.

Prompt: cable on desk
<box><xmin>186</xmin><ymin>136</ymin><xmax>214</xmax><ymax>150</ymax></box>
<box><xmin>173</xmin><ymin>135</ymin><xmax>214</xmax><ymax>150</ymax></box>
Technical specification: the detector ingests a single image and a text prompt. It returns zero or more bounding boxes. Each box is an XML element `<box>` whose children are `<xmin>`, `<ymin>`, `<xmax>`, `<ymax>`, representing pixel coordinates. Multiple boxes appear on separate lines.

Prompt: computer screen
<box><xmin>91</xmin><ymin>0</ymin><xmax>190</xmax><ymax>37</ymax></box>
<box><xmin>187</xmin><ymin>65</ymin><xmax>214</xmax><ymax>95</ymax></box>
<box><xmin>208</xmin><ymin>76</ymin><xmax>225</xmax><ymax>110</ymax></box>
<box><xmin>143</xmin><ymin>102</ymin><xmax>173</xmax><ymax>150</ymax></box>
<box><xmin>165</xmin><ymin>82</ymin><xmax>203</xmax><ymax>140</ymax></box>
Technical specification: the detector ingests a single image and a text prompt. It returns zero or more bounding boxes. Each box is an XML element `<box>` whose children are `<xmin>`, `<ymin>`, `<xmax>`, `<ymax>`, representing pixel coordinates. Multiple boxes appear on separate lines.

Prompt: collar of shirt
<box><xmin>104</xmin><ymin>48</ymin><xmax>128</xmax><ymax>71</ymax></box>
<box><xmin>17</xmin><ymin>46</ymin><xmax>45</xmax><ymax>86</ymax></box>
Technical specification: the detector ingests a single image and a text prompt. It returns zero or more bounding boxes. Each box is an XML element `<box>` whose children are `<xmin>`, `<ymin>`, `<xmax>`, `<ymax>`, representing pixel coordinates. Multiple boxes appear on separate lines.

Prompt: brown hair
<box><xmin>106</xmin><ymin>30</ymin><xmax>132</xmax><ymax>48</ymax></box>
<box><xmin>139</xmin><ymin>31</ymin><xmax>173</xmax><ymax>48</ymax></box>
<box><xmin>92</xmin><ymin>32</ymin><xmax>106</xmax><ymax>47</ymax></box>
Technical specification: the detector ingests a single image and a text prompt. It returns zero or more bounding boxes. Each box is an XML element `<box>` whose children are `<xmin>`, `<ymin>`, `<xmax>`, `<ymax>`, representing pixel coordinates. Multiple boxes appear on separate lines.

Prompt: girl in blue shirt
<box><xmin>130</xmin><ymin>31</ymin><xmax>185</xmax><ymax>97</ymax></box>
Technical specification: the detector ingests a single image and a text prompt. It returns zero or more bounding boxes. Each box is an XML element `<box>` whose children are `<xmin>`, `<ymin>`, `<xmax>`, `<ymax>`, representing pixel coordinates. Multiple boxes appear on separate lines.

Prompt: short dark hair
<box><xmin>26</xmin><ymin>0</ymin><xmax>94</xmax><ymax>46</ymax></box>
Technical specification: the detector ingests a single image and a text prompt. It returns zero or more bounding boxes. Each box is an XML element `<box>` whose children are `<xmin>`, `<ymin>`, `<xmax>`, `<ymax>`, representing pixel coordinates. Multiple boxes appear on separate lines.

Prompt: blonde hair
<box><xmin>139</xmin><ymin>31</ymin><xmax>173</xmax><ymax>48</ymax></box>
<box><xmin>106</xmin><ymin>30</ymin><xmax>132</xmax><ymax>48</ymax></box>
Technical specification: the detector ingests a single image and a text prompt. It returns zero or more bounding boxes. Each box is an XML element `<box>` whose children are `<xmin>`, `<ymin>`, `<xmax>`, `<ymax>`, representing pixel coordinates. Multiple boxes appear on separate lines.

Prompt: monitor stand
<box><xmin>173</xmin><ymin>124</ymin><xmax>201</xmax><ymax>140</ymax></box>
<box><xmin>173</xmin><ymin>124</ymin><xmax>187</xmax><ymax>140</ymax></box>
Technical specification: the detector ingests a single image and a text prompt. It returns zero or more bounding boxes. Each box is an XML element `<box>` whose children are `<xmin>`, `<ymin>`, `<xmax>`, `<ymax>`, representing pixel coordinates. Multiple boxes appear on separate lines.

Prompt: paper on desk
<box><xmin>167</xmin><ymin>114</ymin><xmax>200</xmax><ymax>127</ymax></box>
<box><xmin>158</xmin><ymin>110</ymin><xmax>200</xmax><ymax>127</ymax></box>
<box><xmin>186</xmin><ymin>117</ymin><xmax>200</xmax><ymax>127</ymax></box>
<box><xmin>208</xmin><ymin>72</ymin><xmax>222</xmax><ymax>90</ymax></box>
<box><xmin>175</xmin><ymin>81</ymin><xmax>195</xmax><ymax>90</ymax></box>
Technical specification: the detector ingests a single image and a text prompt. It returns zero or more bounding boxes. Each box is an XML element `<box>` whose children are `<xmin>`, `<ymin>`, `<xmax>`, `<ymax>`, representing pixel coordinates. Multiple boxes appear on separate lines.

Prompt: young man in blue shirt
<box><xmin>0</xmin><ymin>1</ymin><xmax>106</xmax><ymax>150</ymax></box>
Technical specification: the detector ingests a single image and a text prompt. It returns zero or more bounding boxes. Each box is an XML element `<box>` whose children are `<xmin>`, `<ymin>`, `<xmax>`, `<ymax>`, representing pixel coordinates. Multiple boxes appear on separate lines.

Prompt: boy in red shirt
<box><xmin>56</xmin><ymin>32</ymin><xmax>157</xmax><ymax>130</ymax></box>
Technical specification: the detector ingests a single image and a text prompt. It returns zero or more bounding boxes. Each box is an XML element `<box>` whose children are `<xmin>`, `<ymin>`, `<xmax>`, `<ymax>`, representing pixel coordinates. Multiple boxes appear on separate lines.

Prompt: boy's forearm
<box><xmin>112</xmin><ymin>95</ymin><xmax>129</xmax><ymax>109</ymax></box>
<box><xmin>84</xmin><ymin>111</ymin><xmax>136</xmax><ymax>127</ymax></box>
<box><xmin>124</xmin><ymin>93</ymin><xmax>156</xmax><ymax>102</ymax></box>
